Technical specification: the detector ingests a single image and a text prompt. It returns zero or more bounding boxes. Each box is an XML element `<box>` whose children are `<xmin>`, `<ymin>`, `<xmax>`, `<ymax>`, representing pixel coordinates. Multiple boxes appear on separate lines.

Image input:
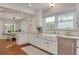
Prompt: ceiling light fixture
<box><xmin>28</xmin><ymin>4</ymin><xmax>32</xmax><ymax>7</ymax></box>
<box><xmin>49</xmin><ymin>3</ymin><xmax>55</xmax><ymax>8</ymax></box>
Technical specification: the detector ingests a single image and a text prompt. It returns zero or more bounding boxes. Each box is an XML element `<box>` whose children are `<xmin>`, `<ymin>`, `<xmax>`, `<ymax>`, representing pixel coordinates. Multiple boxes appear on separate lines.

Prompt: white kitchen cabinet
<box><xmin>29</xmin><ymin>35</ymin><xmax>37</xmax><ymax>44</ymax></box>
<box><xmin>16</xmin><ymin>33</ymin><xmax>28</xmax><ymax>45</ymax></box>
<box><xmin>37</xmin><ymin>38</ymin><xmax>48</xmax><ymax>50</ymax></box>
<box><xmin>29</xmin><ymin>34</ymin><xmax>58</xmax><ymax>54</ymax></box>
<box><xmin>31</xmin><ymin>37</ymin><xmax>39</xmax><ymax>45</ymax></box>
<box><xmin>46</xmin><ymin>40</ymin><xmax>58</xmax><ymax>54</ymax></box>
<box><xmin>38</xmin><ymin>37</ymin><xmax>58</xmax><ymax>54</ymax></box>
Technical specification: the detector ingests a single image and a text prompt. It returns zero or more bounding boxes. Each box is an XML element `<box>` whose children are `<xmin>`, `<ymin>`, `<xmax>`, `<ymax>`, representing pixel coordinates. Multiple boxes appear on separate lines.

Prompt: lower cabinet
<box><xmin>16</xmin><ymin>33</ymin><xmax>79</xmax><ymax>55</ymax></box>
<box><xmin>46</xmin><ymin>40</ymin><xmax>58</xmax><ymax>54</ymax></box>
<box><xmin>29</xmin><ymin>35</ymin><xmax>58</xmax><ymax>54</ymax></box>
<box><xmin>16</xmin><ymin>33</ymin><xmax>28</xmax><ymax>45</ymax></box>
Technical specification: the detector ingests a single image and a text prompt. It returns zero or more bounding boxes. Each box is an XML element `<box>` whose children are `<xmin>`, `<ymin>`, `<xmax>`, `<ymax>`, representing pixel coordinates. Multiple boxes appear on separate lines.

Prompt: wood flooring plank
<box><xmin>0</xmin><ymin>40</ymin><xmax>27</xmax><ymax>55</ymax></box>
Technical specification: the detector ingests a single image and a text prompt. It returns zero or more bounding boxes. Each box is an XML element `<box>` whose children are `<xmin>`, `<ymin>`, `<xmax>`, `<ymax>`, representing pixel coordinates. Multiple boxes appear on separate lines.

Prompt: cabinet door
<box><xmin>21</xmin><ymin>33</ymin><xmax>28</xmax><ymax>44</ymax></box>
<box><xmin>38</xmin><ymin>38</ymin><xmax>48</xmax><ymax>50</ymax></box>
<box><xmin>46</xmin><ymin>40</ymin><xmax>58</xmax><ymax>54</ymax></box>
<box><xmin>29</xmin><ymin>36</ymin><xmax>37</xmax><ymax>44</ymax></box>
<box><xmin>58</xmin><ymin>37</ymin><xmax>76</xmax><ymax>55</ymax></box>
<box><xmin>38</xmin><ymin>38</ymin><xmax>58</xmax><ymax>54</ymax></box>
<box><xmin>29</xmin><ymin>35</ymin><xmax>58</xmax><ymax>54</ymax></box>
<box><xmin>16</xmin><ymin>33</ymin><xmax>28</xmax><ymax>45</ymax></box>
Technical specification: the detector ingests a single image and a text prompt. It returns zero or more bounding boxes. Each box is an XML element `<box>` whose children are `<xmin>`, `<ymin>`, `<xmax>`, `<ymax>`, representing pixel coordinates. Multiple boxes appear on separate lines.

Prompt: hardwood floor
<box><xmin>0</xmin><ymin>40</ymin><xmax>27</xmax><ymax>55</ymax></box>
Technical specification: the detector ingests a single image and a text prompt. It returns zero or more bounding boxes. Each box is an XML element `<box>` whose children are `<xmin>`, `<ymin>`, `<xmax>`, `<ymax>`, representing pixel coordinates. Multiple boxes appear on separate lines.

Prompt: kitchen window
<box><xmin>43</xmin><ymin>12</ymin><xmax>75</xmax><ymax>34</ymax></box>
<box><xmin>58</xmin><ymin>13</ymin><xmax>74</xmax><ymax>29</ymax></box>
<box><xmin>4</xmin><ymin>22</ymin><xmax>16</xmax><ymax>33</ymax></box>
<box><xmin>44</xmin><ymin>16</ymin><xmax>55</xmax><ymax>34</ymax></box>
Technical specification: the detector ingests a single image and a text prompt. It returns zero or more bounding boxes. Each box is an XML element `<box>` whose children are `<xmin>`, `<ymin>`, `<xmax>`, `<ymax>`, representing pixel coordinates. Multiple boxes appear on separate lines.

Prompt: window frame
<box><xmin>43</xmin><ymin>11</ymin><xmax>76</xmax><ymax>34</ymax></box>
<box><xmin>4</xmin><ymin>21</ymin><xmax>16</xmax><ymax>33</ymax></box>
<box><xmin>57</xmin><ymin>13</ymin><xmax>75</xmax><ymax>30</ymax></box>
<box><xmin>43</xmin><ymin>16</ymin><xmax>56</xmax><ymax>34</ymax></box>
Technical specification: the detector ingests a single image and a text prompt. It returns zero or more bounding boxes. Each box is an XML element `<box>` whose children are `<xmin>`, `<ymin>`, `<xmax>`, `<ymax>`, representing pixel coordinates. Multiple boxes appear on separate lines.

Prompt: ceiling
<box><xmin>0</xmin><ymin>3</ymin><xmax>76</xmax><ymax>21</ymax></box>
<box><xmin>0</xmin><ymin>5</ymin><xmax>28</xmax><ymax>21</ymax></box>
<box><xmin>0</xmin><ymin>3</ymin><xmax>49</xmax><ymax>21</ymax></box>
<box><xmin>5</xmin><ymin>3</ymin><xmax>49</xmax><ymax>10</ymax></box>
<box><xmin>0</xmin><ymin>3</ymin><xmax>49</xmax><ymax>14</ymax></box>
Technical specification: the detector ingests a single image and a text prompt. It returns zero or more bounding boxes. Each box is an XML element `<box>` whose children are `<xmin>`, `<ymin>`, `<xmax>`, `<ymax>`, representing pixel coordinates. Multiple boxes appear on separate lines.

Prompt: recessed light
<box><xmin>28</xmin><ymin>4</ymin><xmax>32</xmax><ymax>7</ymax></box>
<box><xmin>49</xmin><ymin>3</ymin><xmax>55</xmax><ymax>8</ymax></box>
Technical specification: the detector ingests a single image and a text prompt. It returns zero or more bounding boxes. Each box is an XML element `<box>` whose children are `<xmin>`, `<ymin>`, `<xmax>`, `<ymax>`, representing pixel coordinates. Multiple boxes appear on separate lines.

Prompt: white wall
<box><xmin>0</xmin><ymin>21</ymin><xmax>4</xmax><ymax>39</ymax></box>
<box><xmin>29</xmin><ymin>10</ymin><xmax>43</xmax><ymax>33</ymax></box>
